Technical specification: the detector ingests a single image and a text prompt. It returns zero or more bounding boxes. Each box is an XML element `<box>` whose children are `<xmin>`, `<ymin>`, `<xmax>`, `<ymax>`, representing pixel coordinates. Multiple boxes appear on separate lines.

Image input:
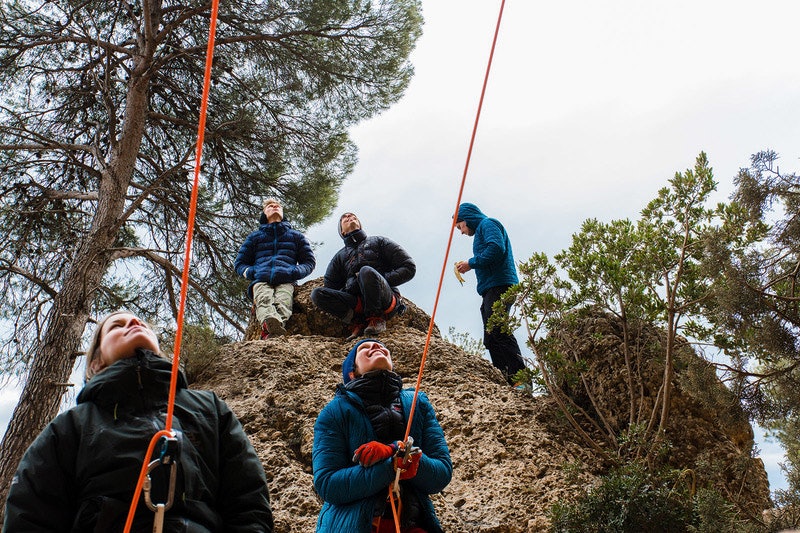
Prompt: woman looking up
<box><xmin>4</xmin><ymin>310</ymin><xmax>274</xmax><ymax>532</ymax></box>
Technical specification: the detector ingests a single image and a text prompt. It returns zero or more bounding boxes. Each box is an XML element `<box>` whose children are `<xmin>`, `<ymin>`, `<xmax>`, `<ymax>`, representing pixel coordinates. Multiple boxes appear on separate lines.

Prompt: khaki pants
<box><xmin>252</xmin><ymin>282</ymin><xmax>294</xmax><ymax>325</ymax></box>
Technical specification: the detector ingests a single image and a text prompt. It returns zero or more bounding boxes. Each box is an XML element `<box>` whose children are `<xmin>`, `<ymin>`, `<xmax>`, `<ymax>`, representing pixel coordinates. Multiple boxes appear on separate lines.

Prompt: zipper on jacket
<box><xmin>269</xmin><ymin>228</ymin><xmax>278</xmax><ymax>284</ymax></box>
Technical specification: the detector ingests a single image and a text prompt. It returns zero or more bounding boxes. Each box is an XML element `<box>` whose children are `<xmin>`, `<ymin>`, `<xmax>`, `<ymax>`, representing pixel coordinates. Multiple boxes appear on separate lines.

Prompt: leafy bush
<box><xmin>445</xmin><ymin>327</ymin><xmax>485</xmax><ymax>358</ymax></box>
<box><xmin>691</xmin><ymin>488</ymin><xmax>754</xmax><ymax>533</ymax></box>
<box><xmin>549</xmin><ymin>463</ymin><xmax>756</xmax><ymax>533</ymax></box>
<box><xmin>162</xmin><ymin>322</ymin><xmax>222</xmax><ymax>384</ymax></box>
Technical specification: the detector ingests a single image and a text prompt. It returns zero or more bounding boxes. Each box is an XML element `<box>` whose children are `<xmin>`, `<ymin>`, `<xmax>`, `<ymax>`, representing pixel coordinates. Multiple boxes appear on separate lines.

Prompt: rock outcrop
<box><xmin>193</xmin><ymin>279</ymin><xmax>770</xmax><ymax>532</ymax></box>
<box><xmin>547</xmin><ymin>311</ymin><xmax>771</xmax><ymax>518</ymax></box>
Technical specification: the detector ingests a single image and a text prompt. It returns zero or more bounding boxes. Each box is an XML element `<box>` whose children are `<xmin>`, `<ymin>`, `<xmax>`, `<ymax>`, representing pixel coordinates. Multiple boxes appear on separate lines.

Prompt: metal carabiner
<box><xmin>143</xmin><ymin>459</ymin><xmax>177</xmax><ymax>511</ymax></box>
<box><xmin>391</xmin><ymin>436</ymin><xmax>420</xmax><ymax>494</ymax></box>
<box><xmin>143</xmin><ymin>434</ymin><xmax>180</xmax><ymax>533</ymax></box>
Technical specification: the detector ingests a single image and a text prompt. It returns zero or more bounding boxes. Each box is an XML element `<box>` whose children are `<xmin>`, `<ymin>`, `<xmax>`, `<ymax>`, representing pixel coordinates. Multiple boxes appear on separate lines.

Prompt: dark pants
<box><xmin>481</xmin><ymin>285</ymin><xmax>525</xmax><ymax>383</ymax></box>
<box><xmin>311</xmin><ymin>266</ymin><xmax>396</xmax><ymax>322</ymax></box>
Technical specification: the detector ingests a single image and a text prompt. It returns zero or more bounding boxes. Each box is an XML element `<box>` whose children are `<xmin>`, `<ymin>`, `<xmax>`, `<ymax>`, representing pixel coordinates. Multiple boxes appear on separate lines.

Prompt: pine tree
<box><xmin>0</xmin><ymin>0</ymin><xmax>422</xmax><ymax>508</ymax></box>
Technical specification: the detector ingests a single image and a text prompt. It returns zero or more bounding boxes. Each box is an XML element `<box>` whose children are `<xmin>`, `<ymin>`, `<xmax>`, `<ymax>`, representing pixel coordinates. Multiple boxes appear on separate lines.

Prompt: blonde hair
<box><xmin>84</xmin><ymin>310</ymin><xmax>159</xmax><ymax>381</ymax></box>
<box><xmin>262</xmin><ymin>197</ymin><xmax>282</xmax><ymax>209</ymax></box>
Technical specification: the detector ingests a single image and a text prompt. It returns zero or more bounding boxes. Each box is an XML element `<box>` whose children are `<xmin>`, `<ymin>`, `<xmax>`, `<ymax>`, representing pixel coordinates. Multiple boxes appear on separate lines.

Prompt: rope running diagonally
<box><xmin>123</xmin><ymin>0</ymin><xmax>221</xmax><ymax>530</ymax></box>
<box><xmin>385</xmin><ymin>0</ymin><xmax>509</xmax><ymax>530</ymax></box>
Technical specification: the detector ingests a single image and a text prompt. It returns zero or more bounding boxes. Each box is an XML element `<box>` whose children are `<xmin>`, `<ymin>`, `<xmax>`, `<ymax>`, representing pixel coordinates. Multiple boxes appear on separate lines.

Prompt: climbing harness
<box><xmin>122</xmin><ymin>0</ymin><xmax>220</xmax><ymax>529</ymax></box>
<box><xmin>383</xmin><ymin>0</ymin><xmax>509</xmax><ymax>530</ymax></box>
<box><xmin>376</xmin><ymin>437</ymin><xmax>420</xmax><ymax>532</ymax></box>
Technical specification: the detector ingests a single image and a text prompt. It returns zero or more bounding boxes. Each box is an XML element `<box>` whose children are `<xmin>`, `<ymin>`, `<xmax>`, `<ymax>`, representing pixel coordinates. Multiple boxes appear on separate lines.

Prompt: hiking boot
<box><xmin>363</xmin><ymin>317</ymin><xmax>386</xmax><ymax>336</ymax></box>
<box><xmin>346</xmin><ymin>322</ymin><xmax>365</xmax><ymax>342</ymax></box>
<box><xmin>393</xmin><ymin>298</ymin><xmax>406</xmax><ymax>317</ymax></box>
<box><xmin>266</xmin><ymin>316</ymin><xmax>286</xmax><ymax>337</ymax></box>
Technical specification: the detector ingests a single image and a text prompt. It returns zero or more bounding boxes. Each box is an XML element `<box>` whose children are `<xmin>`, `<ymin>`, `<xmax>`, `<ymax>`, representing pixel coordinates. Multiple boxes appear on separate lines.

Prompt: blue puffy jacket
<box><xmin>234</xmin><ymin>214</ymin><xmax>316</xmax><ymax>299</ymax></box>
<box><xmin>457</xmin><ymin>203</ymin><xmax>519</xmax><ymax>296</ymax></box>
<box><xmin>312</xmin><ymin>387</ymin><xmax>452</xmax><ymax>533</ymax></box>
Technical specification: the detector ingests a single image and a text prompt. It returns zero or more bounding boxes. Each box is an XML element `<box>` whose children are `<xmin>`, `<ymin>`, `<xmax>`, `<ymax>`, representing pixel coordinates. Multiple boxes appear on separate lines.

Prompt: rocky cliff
<box><xmin>192</xmin><ymin>279</ymin><xmax>770</xmax><ymax>532</ymax></box>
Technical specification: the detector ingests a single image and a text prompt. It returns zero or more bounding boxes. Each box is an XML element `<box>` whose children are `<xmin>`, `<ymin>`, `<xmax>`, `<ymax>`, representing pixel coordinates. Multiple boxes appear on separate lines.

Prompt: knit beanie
<box><xmin>342</xmin><ymin>338</ymin><xmax>383</xmax><ymax>384</ymax></box>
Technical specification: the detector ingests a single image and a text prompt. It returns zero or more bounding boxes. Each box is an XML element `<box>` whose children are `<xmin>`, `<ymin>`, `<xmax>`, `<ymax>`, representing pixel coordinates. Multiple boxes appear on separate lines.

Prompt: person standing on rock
<box><xmin>312</xmin><ymin>339</ymin><xmax>452</xmax><ymax>533</ymax></box>
<box><xmin>3</xmin><ymin>310</ymin><xmax>274</xmax><ymax>531</ymax></box>
<box><xmin>311</xmin><ymin>212</ymin><xmax>415</xmax><ymax>339</ymax></box>
<box><xmin>235</xmin><ymin>197</ymin><xmax>316</xmax><ymax>339</ymax></box>
<box><xmin>454</xmin><ymin>202</ymin><xmax>526</xmax><ymax>385</ymax></box>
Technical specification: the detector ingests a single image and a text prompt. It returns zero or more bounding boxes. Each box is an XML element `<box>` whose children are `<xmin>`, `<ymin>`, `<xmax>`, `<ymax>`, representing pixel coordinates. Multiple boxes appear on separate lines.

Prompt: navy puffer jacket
<box><xmin>235</xmin><ymin>214</ymin><xmax>316</xmax><ymax>299</ymax></box>
<box><xmin>3</xmin><ymin>349</ymin><xmax>273</xmax><ymax>532</ymax></box>
<box><xmin>323</xmin><ymin>229</ymin><xmax>415</xmax><ymax>295</ymax></box>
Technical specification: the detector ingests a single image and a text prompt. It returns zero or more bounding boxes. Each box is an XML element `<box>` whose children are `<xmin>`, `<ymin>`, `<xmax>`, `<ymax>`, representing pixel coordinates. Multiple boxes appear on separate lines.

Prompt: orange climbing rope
<box><xmin>385</xmin><ymin>0</ymin><xmax>508</xmax><ymax>528</ymax></box>
<box><xmin>120</xmin><ymin>0</ymin><xmax>506</xmax><ymax>528</ymax></box>
<box><xmin>122</xmin><ymin>0</ymin><xmax>221</xmax><ymax>530</ymax></box>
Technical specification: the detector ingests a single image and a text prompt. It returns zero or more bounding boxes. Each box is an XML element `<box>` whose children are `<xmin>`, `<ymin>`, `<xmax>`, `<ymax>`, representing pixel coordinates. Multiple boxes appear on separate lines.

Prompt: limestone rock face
<box><xmin>244</xmin><ymin>277</ymin><xmax>439</xmax><ymax>340</ymax></box>
<box><xmin>194</xmin><ymin>292</ymin><xmax>770</xmax><ymax>532</ymax></box>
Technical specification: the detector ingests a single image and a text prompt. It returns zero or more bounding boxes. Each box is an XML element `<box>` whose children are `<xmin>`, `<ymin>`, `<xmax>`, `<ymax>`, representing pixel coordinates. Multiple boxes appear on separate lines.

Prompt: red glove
<box><xmin>352</xmin><ymin>441</ymin><xmax>398</xmax><ymax>467</ymax></box>
<box><xmin>393</xmin><ymin>449</ymin><xmax>421</xmax><ymax>480</ymax></box>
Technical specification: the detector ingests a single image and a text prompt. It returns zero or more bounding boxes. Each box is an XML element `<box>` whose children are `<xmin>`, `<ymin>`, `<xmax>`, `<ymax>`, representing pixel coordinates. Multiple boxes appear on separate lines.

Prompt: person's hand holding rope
<box><xmin>352</xmin><ymin>439</ymin><xmax>421</xmax><ymax>480</ymax></box>
<box><xmin>392</xmin><ymin>440</ymin><xmax>421</xmax><ymax>480</ymax></box>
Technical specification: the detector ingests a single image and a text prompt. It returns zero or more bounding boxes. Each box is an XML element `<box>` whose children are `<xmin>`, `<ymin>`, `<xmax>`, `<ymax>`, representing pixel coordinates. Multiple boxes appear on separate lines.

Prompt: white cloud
<box><xmin>0</xmin><ymin>386</ymin><xmax>20</xmax><ymax>437</ymax></box>
<box><xmin>304</xmin><ymin>0</ymin><xmax>800</xmax><ymax>491</ymax></box>
<box><xmin>4</xmin><ymin>0</ymin><xmax>795</xmax><ymax>493</ymax></box>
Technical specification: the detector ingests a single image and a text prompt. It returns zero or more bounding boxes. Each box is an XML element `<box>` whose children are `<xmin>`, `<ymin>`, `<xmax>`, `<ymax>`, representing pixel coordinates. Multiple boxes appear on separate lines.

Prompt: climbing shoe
<box><xmin>346</xmin><ymin>322</ymin><xmax>365</xmax><ymax>342</ymax></box>
<box><xmin>266</xmin><ymin>316</ymin><xmax>286</xmax><ymax>337</ymax></box>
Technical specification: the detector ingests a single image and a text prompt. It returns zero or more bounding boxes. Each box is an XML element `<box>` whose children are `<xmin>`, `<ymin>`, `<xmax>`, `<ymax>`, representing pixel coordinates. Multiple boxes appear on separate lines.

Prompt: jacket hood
<box><xmin>457</xmin><ymin>203</ymin><xmax>486</xmax><ymax>232</ymax></box>
<box><xmin>78</xmin><ymin>349</ymin><xmax>187</xmax><ymax>410</ymax></box>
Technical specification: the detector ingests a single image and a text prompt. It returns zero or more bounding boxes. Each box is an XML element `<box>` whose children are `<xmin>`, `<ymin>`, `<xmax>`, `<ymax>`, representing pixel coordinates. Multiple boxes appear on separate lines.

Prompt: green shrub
<box><xmin>549</xmin><ymin>463</ymin><xmax>756</xmax><ymax>533</ymax></box>
<box><xmin>162</xmin><ymin>322</ymin><xmax>221</xmax><ymax>384</ymax></box>
<box><xmin>445</xmin><ymin>327</ymin><xmax>484</xmax><ymax>358</ymax></box>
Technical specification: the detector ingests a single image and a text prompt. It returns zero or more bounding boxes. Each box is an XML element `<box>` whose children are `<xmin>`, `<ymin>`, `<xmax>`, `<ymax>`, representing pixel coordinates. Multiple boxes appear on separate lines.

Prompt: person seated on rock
<box><xmin>235</xmin><ymin>197</ymin><xmax>316</xmax><ymax>339</ymax></box>
<box><xmin>312</xmin><ymin>339</ymin><xmax>452</xmax><ymax>533</ymax></box>
<box><xmin>3</xmin><ymin>310</ymin><xmax>274</xmax><ymax>532</ymax></box>
<box><xmin>311</xmin><ymin>212</ymin><xmax>415</xmax><ymax>339</ymax></box>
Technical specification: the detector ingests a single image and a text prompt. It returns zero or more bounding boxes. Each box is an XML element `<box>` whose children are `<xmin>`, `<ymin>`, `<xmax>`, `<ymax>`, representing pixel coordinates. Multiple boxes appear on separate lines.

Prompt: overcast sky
<box><xmin>300</xmin><ymin>0</ymin><xmax>800</xmax><ymax>491</ymax></box>
<box><xmin>3</xmin><ymin>0</ymin><xmax>799</xmax><ymax>492</ymax></box>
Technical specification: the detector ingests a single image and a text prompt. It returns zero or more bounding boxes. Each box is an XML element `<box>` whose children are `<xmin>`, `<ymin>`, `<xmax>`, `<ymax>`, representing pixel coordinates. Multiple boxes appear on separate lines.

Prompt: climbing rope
<box><xmin>386</xmin><ymin>0</ymin><xmax>509</xmax><ymax>528</ymax></box>
<box><xmin>120</xmin><ymin>0</ymin><xmax>506</xmax><ymax>528</ymax></box>
<box><xmin>123</xmin><ymin>0</ymin><xmax>221</xmax><ymax>529</ymax></box>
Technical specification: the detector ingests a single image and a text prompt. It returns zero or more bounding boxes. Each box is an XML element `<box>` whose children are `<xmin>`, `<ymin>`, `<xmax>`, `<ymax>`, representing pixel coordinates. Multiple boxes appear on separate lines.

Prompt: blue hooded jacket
<box><xmin>234</xmin><ymin>213</ymin><xmax>316</xmax><ymax>299</ymax></box>
<box><xmin>312</xmin><ymin>384</ymin><xmax>451</xmax><ymax>532</ymax></box>
<box><xmin>457</xmin><ymin>203</ymin><xmax>518</xmax><ymax>295</ymax></box>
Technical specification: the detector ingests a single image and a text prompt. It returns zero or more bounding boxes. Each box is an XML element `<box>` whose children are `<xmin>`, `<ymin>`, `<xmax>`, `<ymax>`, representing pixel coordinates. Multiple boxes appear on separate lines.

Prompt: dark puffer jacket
<box><xmin>234</xmin><ymin>214</ymin><xmax>316</xmax><ymax>299</ymax></box>
<box><xmin>3</xmin><ymin>350</ymin><xmax>273</xmax><ymax>533</ymax></box>
<box><xmin>323</xmin><ymin>229</ymin><xmax>415</xmax><ymax>295</ymax></box>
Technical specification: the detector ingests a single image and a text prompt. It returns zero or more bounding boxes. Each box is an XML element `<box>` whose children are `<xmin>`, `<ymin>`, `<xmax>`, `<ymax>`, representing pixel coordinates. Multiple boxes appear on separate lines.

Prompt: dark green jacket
<box><xmin>3</xmin><ymin>349</ymin><xmax>273</xmax><ymax>532</ymax></box>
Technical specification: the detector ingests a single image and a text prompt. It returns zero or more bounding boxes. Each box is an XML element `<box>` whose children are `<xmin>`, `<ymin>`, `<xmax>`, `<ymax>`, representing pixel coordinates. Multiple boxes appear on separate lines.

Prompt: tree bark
<box><xmin>0</xmin><ymin>52</ymin><xmax>152</xmax><ymax>514</ymax></box>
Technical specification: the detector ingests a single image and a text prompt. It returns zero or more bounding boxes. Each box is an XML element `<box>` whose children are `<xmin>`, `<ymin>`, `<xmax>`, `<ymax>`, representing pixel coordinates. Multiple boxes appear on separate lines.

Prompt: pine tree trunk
<box><xmin>0</xmin><ymin>54</ymin><xmax>152</xmax><ymax>514</ymax></box>
<box><xmin>0</xmin><ymin>263</ymin><xmax>98</xmax><ymax>509</ymax></box>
